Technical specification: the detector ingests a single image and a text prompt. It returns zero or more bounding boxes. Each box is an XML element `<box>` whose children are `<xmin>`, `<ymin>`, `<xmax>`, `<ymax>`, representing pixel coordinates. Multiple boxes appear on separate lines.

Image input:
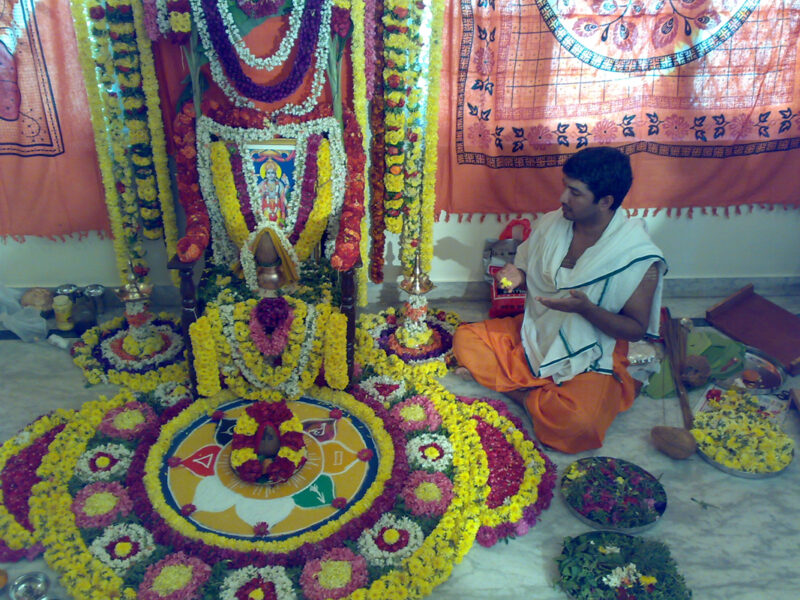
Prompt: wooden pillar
<box><xmin>168</xmin><ymin>255</ymin><xmax>199</xmax><ymax>395</ymax></box>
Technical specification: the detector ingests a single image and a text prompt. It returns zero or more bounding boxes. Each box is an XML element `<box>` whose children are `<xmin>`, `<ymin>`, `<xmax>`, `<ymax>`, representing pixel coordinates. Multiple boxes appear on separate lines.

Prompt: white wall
<box><xmin>1</xmin><ymin>207</ymin><xmax>799</xmax><ymax>288</ymax></box>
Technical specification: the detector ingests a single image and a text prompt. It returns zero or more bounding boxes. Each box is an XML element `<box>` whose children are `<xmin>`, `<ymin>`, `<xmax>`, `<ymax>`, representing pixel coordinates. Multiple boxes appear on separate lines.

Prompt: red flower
<box><xmin>211</xmin><ymin>410</ymin><xmax>225</xmax><ymax>421</ymax></box>
<box><xmin>329</xmin><ymin>408</ymin><xmax>343</xmax><ymax>420</ymax></box>
<box><xmin>181</xmin><ymin>503</ymin><xmax>196</xmax><ymax>516</ymax></box>
<box><xmin>387</xmin><ymin>74</ymin><xmax>403</xmax><ymax>88</ymax></box>
<box><xmin>332</xmin><ymin>496</ymin><xmax>348</xmax><ymax>509</ymax></box>
<box><xmin>357</xmin><ymin>449</ymin><xmax>373</xmax><ymax>462</ymax></box>
<box><xmin>89</xmin><ymin>5</ymin><xmax>105</xmax><ymax>19</ymax></box>
<box><xmin>393</xmin><ymin>6</ymin><xmax>408</xmax><ymax>18</ymax></box>
<box><xmin>167</xmin><ymin>456</ymin><xmax>182</xmax><ymax>468</ymax></box>
<box><xmin>253</xmin><ymin>521</ymin><xmax>270</xmax><ymax>536</ymax></box>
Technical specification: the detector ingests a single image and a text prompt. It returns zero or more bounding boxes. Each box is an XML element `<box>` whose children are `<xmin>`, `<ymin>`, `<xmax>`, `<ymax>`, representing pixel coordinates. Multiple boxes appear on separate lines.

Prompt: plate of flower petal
<box><xmin>560</xmin><ymin>457</ymin><xmax>667</xmax><ymax>533</ymax></box>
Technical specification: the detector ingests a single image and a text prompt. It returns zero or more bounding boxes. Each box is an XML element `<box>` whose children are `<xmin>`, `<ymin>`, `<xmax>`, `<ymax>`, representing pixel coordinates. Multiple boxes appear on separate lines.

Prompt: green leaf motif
<box><xmin>292</xmin><ymin>475</ymin><xmax>336</xmax><ymax>508</ymax></box>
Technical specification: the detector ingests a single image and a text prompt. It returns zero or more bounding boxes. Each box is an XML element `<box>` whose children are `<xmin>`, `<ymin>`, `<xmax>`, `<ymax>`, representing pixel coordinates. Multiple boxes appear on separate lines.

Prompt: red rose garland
<box><xmin>331</xmin><ymin>109</ymin><xmax>366</xmax><ymax>271</ymax></box>
<box><xmin>367</xmin><ymin>0</ymin><xmax>387</xmax><ymax>282</ymax></box>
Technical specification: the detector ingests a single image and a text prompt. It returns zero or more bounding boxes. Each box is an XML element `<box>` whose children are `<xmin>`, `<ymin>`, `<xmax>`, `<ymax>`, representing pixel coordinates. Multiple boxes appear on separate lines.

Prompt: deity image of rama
<box><xmin>257</xmin><ymin>158</ymin><xmax>289</xmax><ymax>225</ymax></box>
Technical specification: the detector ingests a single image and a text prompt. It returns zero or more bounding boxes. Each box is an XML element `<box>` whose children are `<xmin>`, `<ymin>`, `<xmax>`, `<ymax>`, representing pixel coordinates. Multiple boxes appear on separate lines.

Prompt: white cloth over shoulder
<box><xmin>514</xmin><ymin>209</ymin><xmax>666</xmax><ymax>384</ymax></box>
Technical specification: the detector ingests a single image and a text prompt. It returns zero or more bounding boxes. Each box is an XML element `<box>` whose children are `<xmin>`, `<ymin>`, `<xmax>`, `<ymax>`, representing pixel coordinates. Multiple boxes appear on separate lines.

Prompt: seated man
<box><xmin>454</xmin><ymin>146</ymin><xmax>666</xmax><ymax>453</ymax></box>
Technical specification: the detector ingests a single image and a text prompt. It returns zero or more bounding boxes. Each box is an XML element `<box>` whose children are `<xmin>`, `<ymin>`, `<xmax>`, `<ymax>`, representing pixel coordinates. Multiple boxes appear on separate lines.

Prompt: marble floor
<box><xmin>2</xmin><ymin>294</ymin><xmax>800</xmax><ymax>600</ymax></box>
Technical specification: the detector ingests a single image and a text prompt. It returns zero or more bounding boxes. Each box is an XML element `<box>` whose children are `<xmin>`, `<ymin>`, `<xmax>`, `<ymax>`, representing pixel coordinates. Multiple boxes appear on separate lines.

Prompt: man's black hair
<box><xmin>562</xmin><ymin>146</ymin><xmax>632</xmax><ymax>210</ymax></box>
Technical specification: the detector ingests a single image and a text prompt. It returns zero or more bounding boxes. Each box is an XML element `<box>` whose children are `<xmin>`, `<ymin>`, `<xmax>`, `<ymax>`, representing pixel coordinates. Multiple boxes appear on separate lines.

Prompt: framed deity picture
<box><xmin>246</xmin><ymin>139</ymin><xmax>297</xmax><ymax>229</ymax></box>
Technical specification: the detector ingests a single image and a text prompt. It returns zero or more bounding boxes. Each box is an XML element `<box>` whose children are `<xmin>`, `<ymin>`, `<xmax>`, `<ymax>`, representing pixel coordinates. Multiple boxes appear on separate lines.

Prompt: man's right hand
<box><xmin>495</xmin><ymin>263</ymin><xmax>524</xmax><ymax>290</ymax></box>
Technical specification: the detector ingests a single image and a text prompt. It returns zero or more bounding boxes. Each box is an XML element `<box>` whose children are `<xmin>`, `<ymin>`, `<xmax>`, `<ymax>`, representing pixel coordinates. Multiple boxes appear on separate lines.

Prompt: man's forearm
<box><xmin>578</xmin><ymin>302</ymin><xmax>647</xmax><ymax>341</ymax></box>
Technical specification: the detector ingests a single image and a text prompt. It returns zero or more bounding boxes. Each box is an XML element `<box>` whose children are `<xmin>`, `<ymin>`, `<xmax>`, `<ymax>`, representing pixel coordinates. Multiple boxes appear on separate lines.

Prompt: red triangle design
<box><xmin>181</xmin><ymin>445</ymin><xmax>222</xmax><ymax>477</ymax></box>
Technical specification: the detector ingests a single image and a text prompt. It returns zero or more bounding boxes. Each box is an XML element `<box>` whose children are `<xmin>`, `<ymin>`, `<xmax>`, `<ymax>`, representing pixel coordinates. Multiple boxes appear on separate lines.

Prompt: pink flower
<box><xmin>329</xmin><ymin>408</ymin><xmax>343</xmax><ymax>420</ymax></box>
<box><xmin>98</xmin><ymin>402</ymin><xmax>157</xmax><ymax>440</ymax></box>
<box><xmin>211</xmin><ymin>410</ymin><xmax>225</xmax><ymax>421</ymax></box>
<box><xmin>332</xmin><ymin>496</ymin><xmax>348</xmax><ymax>509</ymax></box>
<box><xmin>139</xmin><ymin>552</ymin><xmax>211</xmax><ymax>600</ymax></box>
<box><xmin>662</xmin><ymin>114</ymin><xmax>691</xmax><ymax>140</ymax></box>
<box><xmin>476</xmin><ymin>525</ymin><xmax>499</xmax><ymax>547</ymax></box>
<box><xmin>253</xmin><ymin>521</ymin><xmax>270</xmax><ymax>536</ymax></box>
<box><xmin>181</xmin><ymin>503</ymin><xmax>196</xmax><ymax>516</ymax></box>
<box><xmin>299</xmin><ymin>547</ymin><xmax>368</xmax><ymax>600</ymax></box>
<box><xmin>592</xmin><ymin>118</ymin><xmax>619</xmax><ymax>143</ymax></box>
<box><xmin>390</xmin><ymin>396</ymin><xmax>442</xmax><ymax>433</ymax></box>
<box><xmin>357</xmin><ymin>448</ymin><xmax>373</xmax><ymax>462</ymax></box>
<box><xmin>72</xmin><ymin>481</ymin><xmax>133</xmax><ymax>529</ymax></box>
<box><xmin>400</xmin><ymin>470</ymin><xmax>453</xmax><ymax>517</ymax></box>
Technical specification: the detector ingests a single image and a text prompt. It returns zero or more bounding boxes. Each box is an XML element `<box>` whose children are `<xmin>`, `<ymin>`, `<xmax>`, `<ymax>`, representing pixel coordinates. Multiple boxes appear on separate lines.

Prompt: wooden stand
<box><xmin>706</xmin><ymin>284</ymin><xmax>800</xmax><ymax>376</ymax></box>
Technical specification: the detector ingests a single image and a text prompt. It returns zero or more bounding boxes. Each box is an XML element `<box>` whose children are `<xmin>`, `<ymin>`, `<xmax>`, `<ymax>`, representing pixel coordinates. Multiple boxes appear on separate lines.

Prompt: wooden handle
<box><xmin>663</xmin><ymin>315</ymin><xmax>694</xmax><ymax>429</ymax></box>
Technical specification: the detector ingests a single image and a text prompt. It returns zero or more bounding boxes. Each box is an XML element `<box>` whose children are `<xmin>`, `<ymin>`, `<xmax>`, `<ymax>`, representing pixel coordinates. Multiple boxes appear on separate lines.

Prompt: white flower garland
<box><xmin>197</xmin><ymin>115</ymin><xmax>346</xmax><ymax>267</ymax></box>
<box><xmin>152</xmin><ymin>380</ymin><xmax>193</xmax><ymax>408</ymax></box>
<box><xmin>216</xmin><ymin>0</ymin><xmax>306</xmax><ymax>71</ymax></box>
<box><xmin>356</xmin><ymin>513</ymin><xmax>425</xmax><ymax>568</ymax></box>
<box><xmin>89</xmin><ymin>522</ymin><xmax>157</xmax><ymax>575</ymax></box>
<box><xmin>188</xmin><ymin>0</ymin><xmax>255</xmax><ymax>107</ymax></box>
<box><xmin>240</xmin><ymin>226</ymin><xmax>301</xmax><ymax>293</ymax></box>
<box><xmin>219</xmin><ymin>565</ymin><xmax>297</xmax><ymax>600</ymax></box>
<box><xmin>272</xmin><ymin>0</ymin><xmax>331</xmax><ymax>117</ymax></box>
<box><xmin>360</xmin><ymin>375</ymin><xmax>407</xmax><ymax>406</ymax></box>
<box><xmin>406</xmin><ymin>433</ymin><xmax>453</xmax><ymax>472</ymax></box>
<box><xmin>188</xmin><ymin>0</ymin><xmax>331</xmax><ymax>114</ymax></box>
<box><xmin>155</xmin><ymin>0</ymin><xmax>170</xmax><ymax>36</ymax></box>
<box><xmin>280</xmin><ymin>302</ymin><xmax>320</xmax><ymax>398</ymax></box>
<box><xmin>75</xmin><ymin>443</ymin><xmax>135</xmax><ymax>483</ymax></box>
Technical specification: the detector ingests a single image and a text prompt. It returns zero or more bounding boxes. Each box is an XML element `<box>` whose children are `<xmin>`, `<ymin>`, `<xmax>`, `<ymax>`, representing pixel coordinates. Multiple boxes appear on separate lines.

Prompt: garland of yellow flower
<box><xmin>143</xmin><ymin>387</ymin><xmax>395</xmax><ymax>555</ymax></box>
<box><xmin>0</xmin><ymin>409</ymin><xmax>75</xmax><ymax>552</ymax></box>
<box><xmin>294</xmin><ymin>138</ymin><xmax>333</xmax><ymax>261</ymax></box>
<box><xmin>29</xmin><ymin>392</ymin><xmax>132</xmax><ymax>600</ymax></box>
<box><xmin>323</xmin><ymin>308</ymin><xmax>349</xmax><ymax>389</ymax></box>
<box><xmin>210</xmin><ymin>141</ymin><xmax>251</xmax><ymax>252</ymax></box>
<box><xmin>107</xmin><ymin>0</ymin><xmax>168</xmax><ymax>243</ymax></box>
<box><xmin>349</xmin><ymin>0</ymin><xmax>371</xmax><ymax>305</ymax></box>
<box><xmin>419</xmin><ymin>0</ymin><xmax>445</xmax><ymax>274</ymax></box>
<box><xmin>190</xmin><ymin>316</ymin><xmax>222</xmax><ymax>397</ymax></box>
<box><xmin>70</xmin><ymin>0</ymin><xmax>136</xmax><ymax>283</ymax></box>
<box><xmin>130</xmin><ymin>0</ymin><xmax>180</xmax><ymax>284</ymax></box>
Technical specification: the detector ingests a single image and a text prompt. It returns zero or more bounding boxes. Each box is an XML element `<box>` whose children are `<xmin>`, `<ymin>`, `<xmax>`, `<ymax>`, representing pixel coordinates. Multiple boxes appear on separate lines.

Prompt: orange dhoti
<box><xmin>453</xmin><ymin>314</ymin><xmax>636</xmax><ymax>454</ymax></box>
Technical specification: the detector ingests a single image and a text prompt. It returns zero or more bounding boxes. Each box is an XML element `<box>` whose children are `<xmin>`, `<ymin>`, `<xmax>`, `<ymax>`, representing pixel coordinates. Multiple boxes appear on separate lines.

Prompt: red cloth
<box><xmin>0</xmin><ymin>0</ymin><xmax>109</xmax><ymax>240</ymax></box>
<box><xmin>453</xmin><ymin>314</ymin><xmax>635</xmax><ymax>453</ymax></box>
<box><xmin>436</xmin><ymin>1</ymin><xmax>800</xmax><ymax>218</ymax></box>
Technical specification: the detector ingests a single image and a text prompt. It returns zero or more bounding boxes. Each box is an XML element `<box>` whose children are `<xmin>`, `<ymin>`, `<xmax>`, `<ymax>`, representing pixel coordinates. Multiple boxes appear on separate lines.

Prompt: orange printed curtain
<box><xmin>0</xmin><ymin>0</ymin><xmax>108</xmax><ymax>240</ymax></box>
<box><xmin>435</xmin><ymin>0</ymin><xmax>800</xmax><ymax>218</ymax></box>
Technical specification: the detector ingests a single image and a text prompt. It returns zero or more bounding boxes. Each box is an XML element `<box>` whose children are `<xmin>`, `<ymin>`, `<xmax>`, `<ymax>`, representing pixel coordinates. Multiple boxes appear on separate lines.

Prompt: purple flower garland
<box><xmin>289</xmin><ymin>134</ymin><xmax>322</xmax><ymax>244</ymax></box>
<box><xmin>201</xmin><ymin>0</ymin><xmax>323</xmax><ymax>103</ymax></box>
<box><xmin>229</xmin><ymin>144</ymin><xmax>258</xmax><ymax>231</ymax></box>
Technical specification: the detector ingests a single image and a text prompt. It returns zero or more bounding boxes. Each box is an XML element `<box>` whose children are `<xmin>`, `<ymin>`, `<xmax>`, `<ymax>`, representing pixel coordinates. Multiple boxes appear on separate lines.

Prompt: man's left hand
<box><xmin>535</xmin><ymin>290</ymin><xmax>592</xmax><ymax>314</ymax></box>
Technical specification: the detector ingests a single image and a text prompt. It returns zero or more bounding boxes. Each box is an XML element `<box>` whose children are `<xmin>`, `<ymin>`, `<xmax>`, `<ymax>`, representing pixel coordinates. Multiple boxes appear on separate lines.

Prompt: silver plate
<box><xmin>716</xmin><ymin>348</ymin><xmax>785</xmax><ymax>392</ymax></box>
<box><xmin>697</xmin><ymin>447</ymin><xmax>793</xmax><ymax>479</ymax></box>
<box><xmin>9</xmin><ymin>572</ymin><xmax>49</xmax><ymax>600</ymax></box>
<box><xmin>560</xmin><ymin>457</ymin><xmax>667</xmax><ymax>534</ymax></box>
